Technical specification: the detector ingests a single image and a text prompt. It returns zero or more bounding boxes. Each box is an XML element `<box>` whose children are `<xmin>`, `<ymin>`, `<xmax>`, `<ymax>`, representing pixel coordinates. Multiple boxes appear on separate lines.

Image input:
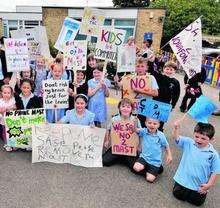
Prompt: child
<box><xmin>103</xmin><ymin>98</ymin><xmax>141</xmax><ymax>168</ymax></box>
<box><xmin>0</xmin><ymin>85</ymin><xmax>16</xmax><ymax>151</ymax></box>
<box><xmin>116</xmin><ymin>57</ymin><xmax>159</xmax><ymax>127</ymax></box>
<box><xmin>179</xmin><ymin>67</ymin><xmax>206</xmax><ymax>112</ymax></box>
<box><xmin>45</xmin><ymin>63</ymin><xmax>67</xmax><ymax>123</ymax></box>
<box><xmin>86</xmin><ymin>53</ymin><xmax>97</xmax><ymax>82</ymax></box>
<box><xmin>69</xmin><ymin>70</ymin><xmax>88</xmax><ymax>110</ymax></box>
<box><xmin>133</xmin><ymin>117</ymin><xmax>172</xmax><ymax>182</ymax></box>
<box><xmin>172</xmin><ymin>121</ymin><xmax>220</xmax><ymax>206</ymax></box>
<box><xmin>87</xmin><ymin>63</ymin><xmax>111</xmax><ymax>127</ymax></box>
<box><xmin>148</xmin><ymin>61</ymin><xmax>180</xmax><ymax>131</ymax></box>
<box><xmin>34</xmin><ymin>56</ymin><xmax>48</xmax><ymax>103</ymax></box>
<box><xmin>59</xmin><ymin>94</ymin><xmax>94</xmax><ymax>126</ymax></box>
<box><xmin>15</xmin><ymin>78</ymin><xmax>41</xmax><ymax>109</ymax></box>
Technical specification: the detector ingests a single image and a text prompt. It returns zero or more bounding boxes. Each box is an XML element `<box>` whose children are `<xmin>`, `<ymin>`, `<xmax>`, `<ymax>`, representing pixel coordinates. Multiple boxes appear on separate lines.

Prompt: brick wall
<box><xmin>42</xmin><ymin>8</ymin><xmax>68</xmax><ymax>45</ymax></box>
<box><xmin>0</xmin><ymin>18</ymin><xmax>3</xmax><ymax>37</ymax></box>
<box><xmin>136</xmin><ymin>9</ymin><xmax>165</xmax><ymax>50</ymax></box>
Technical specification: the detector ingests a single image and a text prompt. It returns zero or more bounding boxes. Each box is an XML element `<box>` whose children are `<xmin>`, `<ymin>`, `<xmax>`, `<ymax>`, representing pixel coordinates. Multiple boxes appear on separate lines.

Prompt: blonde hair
<box><xmin>136</xmin><ymin>57</ymin><xmax>148</xmax><ymax>65</ymax></box>
<box><xmin>1</xmin><ymin>85</ymin><xmax>14</xmax><ymax>98</ymax></box>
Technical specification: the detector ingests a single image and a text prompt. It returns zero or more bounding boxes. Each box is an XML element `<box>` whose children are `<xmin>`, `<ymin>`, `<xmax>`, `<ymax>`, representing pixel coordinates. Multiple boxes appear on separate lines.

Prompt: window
<box><xmin>24</xmin><ymin>20</ymin><xmax>40</xmax><ymax>29</ymax></box>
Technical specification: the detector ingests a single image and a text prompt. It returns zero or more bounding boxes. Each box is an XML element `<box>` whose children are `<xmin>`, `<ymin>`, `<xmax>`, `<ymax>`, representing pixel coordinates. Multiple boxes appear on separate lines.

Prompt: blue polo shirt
<box><xmin>139</xmin><ymin>128</ymin><xmax>169</xmax><ymax>167</ymax></box>
<box><xmin>60</xmin><ymin>109</ymin><xmax>95</xmax><ymax>126</ymax></box>
<box><xmin>174</xmin><ymin>136</ymin><xmax>220</xmax><ymax>191</ymax></box>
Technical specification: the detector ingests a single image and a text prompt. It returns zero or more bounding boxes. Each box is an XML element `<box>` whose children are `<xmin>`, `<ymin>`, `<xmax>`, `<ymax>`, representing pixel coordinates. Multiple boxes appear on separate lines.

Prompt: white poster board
<box><xmin>43</xmin><ymin>80</ymin><xmax>69</xmax><ymax>109</ymax></box>
<box><xmin>63</xmin><ymin>40</ymin><xmax>87</xmax><ymax>71</ymax></box>
<box><xmin>32</xmin><ymin>124</ymin><xmax>106</xmax><ymax>167</ymax></box>
<box><xmin>80</xmin><ymin>7</ymin><xmax>105</xmax><ymax>37</ymax></box>
<box><xmin>94</xmin><ymin>27</ymin><xmax>126</xmax><ymax>62</ymax></box>
<box><xmin>4</xmin><ymin>38</ymin><xmax>29</xmax><ymax>72</ymax></box>
<box><xmin>54</xmin><ymin>17</ymin><xmax>81</xmax><ymax>52</ymax></box>
<box><xmin>117</xmin><ymin>45</ymin><xmax>136</xmax><ymax>72</ymax></box>
<box><xmin>10</xmin><ymin>26</ymin><xmax>50</xmax><ymax>60</ymax></box>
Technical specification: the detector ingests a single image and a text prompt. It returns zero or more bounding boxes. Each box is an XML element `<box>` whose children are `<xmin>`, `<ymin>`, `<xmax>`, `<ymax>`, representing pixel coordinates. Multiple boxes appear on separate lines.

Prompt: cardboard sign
<box><xmin>43</xmin><ymin>80</ymin><xmax>69</xmax><ymax>109</ymax></box>
<box><xmin>188</xmin><ymin>95</ymin><xmax>217</xmax><ymax>123</ymax></box>
<box><xmin>138</xmin><ymin>98</ymin><xmax>172</xmax><ymax>122</ymax></box>
<box><xmin>94</xmin><ymin>27</ymin><xmax>126</xmax><ymax>62</ymax></box>
<box><xmin>10</xmin><ymin>26</ymin><xmax>50</xmax><ymax>60</ymax></box>
<box><xmin>54</xmin><ymin>17</ymin><xmax>80</xmax><ymax>52</ymax></box>
<box><xmin>80</xmin><ymin>7</ymin><xmax>105</xmax><ymax>37</ymax></box>
<box><xmin>111</xmin><ymin>120</ymin><xmax>139</xmax><ymax>156</ymax></box>
<box><xmin>4</xmin><ymin>38</ymin><xmax>29</xmax><ymax>72</ymax></box>
<box><xmin>4</xmin><ymin>108</ymin><xmax>45</xmax><ymax>148</ymax></box>
<box><xmin>32</xmin><ymin>124</ymin><xmax>105</xmax><ymax>167</ymax></box>
<box><xmin>63</xmin><ymin>40</ymin><xmax>87</xmax><ymax>71</ymax></box>
<box><xmin>117</xmin><ymin>45</ymin><xmax>136</xmax><ymax>73</ymax></box>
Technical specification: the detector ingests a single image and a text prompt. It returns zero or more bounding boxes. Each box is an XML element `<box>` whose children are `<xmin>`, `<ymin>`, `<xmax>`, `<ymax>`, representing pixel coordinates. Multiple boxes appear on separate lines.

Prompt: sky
<box><xmin>0</xmin><ymin>0</ymin><xmax>113</xmax><ymax>12</ymax></box>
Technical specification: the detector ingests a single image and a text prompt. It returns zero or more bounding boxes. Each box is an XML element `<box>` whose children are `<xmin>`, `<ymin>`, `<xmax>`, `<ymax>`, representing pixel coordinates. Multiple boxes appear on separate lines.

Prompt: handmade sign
<box><xmin>188</xmin><ymin>95</ymin><xmax>217</xmax><ymax>123</ymax></box>
<box><xmin>111</xmin><ymin>120</ymin><xmax>139</xmax><ymax>156</ymax></box>
<box><xmin>32</xmin><ymin>124</ymin><xmax>105</xmax><ymax>167</ymax></box>
<box><xmin>169</xmin><ymin>17</ymin><xmax>202</xmax><ymax>78</ymax></box>
<box><xmin>10</xmin><ymin>26</ymin><xmax>50</xmax><ymax>60</ymax></box>
<box><xmin>4</xmin><ymin>108</ymin><xmax>45</xmax><ymax>148</ymax></box>
<box><xmin>117</xmin><ymin>45</ymin><xmax>136</xmax><ymax>73</ymax></box>
<box><xmin>43</xmin><ymin>80</ymin><xmax>69</xmax><ymax>109</ymax></box>
<box><xmin>4</xmin><ymin>38</ymin><xmax>29</xmax><ymax>72</ymax></box>
<box><xmin>94</xmin><ymin>27</ymin><xmax>126</xmax><ymax>62</ymax></box>
<box><xmin>63</xmin><ymin>40</ymin><xmax>87</xmax><ymax>71</ymax></box>
<box><xmin>80</xmin><ymin>7</ymin><xmax>105</xmax><ymax>37</ymax></box>
<box><xmin>138</xmin><ymin>98</ymin><xmax>172</xmax><ymax>122</ymax></box>
<box><xmin>54</xmin><ymin>17</ymin><xmax>80</xmax><ymax>52</ymax></box>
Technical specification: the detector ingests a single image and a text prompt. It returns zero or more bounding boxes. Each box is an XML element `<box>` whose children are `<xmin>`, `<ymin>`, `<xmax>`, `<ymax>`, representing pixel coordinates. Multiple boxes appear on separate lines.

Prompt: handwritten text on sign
<box><xmin>111</xmin><ymin>120</ymin><xmax>139</xmax><ymax>156</ymax></box>
<box><xmin>63</xmin><ymin>40</ymin><xmax>87</xmax><ymax>71</ymax></box>
<box><xmin>4</xmin><ymin>38</ymin><xmax>29</xmax><ymax>72</ymax></box>
<box><xmin>188</xmin><ymin>95</ymin><xmax>217</xmax><ymax>123</ymax></box>
<box><xmin>138</xmin><ymin>98</ymin><xmax>172</xmax><ymax>122</ymax></box>
<box><xmin>43</xmin><ymin>80</ymin><xmax>69</xmax><ymax>109</ymax></box>
<box><xmin>32</xmin><ymin>124</ymin><xmax>105</xmax><ymax>167</ymax></box>
<box><xmin>94</xmin><ymin>27</ymin><xmax>126</xmax><ymax>62</ymax></box>
<box><xmin>5</xmin><ymin>108</ymin><xmax>45</xmax><ymax>148</ymax></box>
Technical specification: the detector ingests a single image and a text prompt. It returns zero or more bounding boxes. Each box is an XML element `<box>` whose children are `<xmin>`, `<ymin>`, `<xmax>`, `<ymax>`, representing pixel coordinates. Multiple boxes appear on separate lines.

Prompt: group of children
<box><xmin>0</xmin><ymin>37</ymin><xmax>219</xmax><ymax>206</ymax></box>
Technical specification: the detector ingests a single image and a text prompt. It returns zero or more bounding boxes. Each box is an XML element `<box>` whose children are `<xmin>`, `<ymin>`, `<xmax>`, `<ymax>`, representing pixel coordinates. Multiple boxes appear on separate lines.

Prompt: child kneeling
<box><xmin>133</xmin><ymin>117</ymin><xmax>172</xmax><ymax>182</ymax></box>
<box><xmin>172</xmin><ymin>121</ymin><xmax>220</xmax><ymax>206</ymax></box>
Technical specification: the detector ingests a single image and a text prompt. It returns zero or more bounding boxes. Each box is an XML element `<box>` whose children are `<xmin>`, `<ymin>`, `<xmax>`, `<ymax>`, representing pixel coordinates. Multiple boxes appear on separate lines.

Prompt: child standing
<box><xmin>15</xmin><ymin>79</ymin><xmax>41</xmax><ymax>110</ymax></box>
<box><xmin>59</xmin><ymin>94</ymin><xmax>94</xmax><ymax>126</ymax></box>
<box><xmin>0</xmin><ymin>85</ymin><xmax>16</xmax><ymax>151</ymax></box>
<box><xmin>103</xmin><ymin>98</ymin><xmax>141</xmax><ymax>168</ymax></box>
<box><xmin>172</xmin><ymin>121</ymin><xmax>220</xmax><ymax>206</ymax></box>
<box><xmin>86</xmin><ymin>53</ymin><xmax>97</xmax><ymax>82</ymax></box>
<box><xmin>87</xmin><ymin>63</ymin><xmax>111</xmax><ymax>127</ymax></box>
<box><xmin>133</xmin><ymin>117</ymin><xmax>172</xmax><ymax>182</ymax></box>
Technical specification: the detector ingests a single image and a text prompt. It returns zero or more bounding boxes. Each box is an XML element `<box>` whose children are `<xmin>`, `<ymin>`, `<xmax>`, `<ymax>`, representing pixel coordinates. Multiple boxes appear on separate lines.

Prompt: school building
<box><xmin>0</xmin><ymin>6</ymin><xmax>166</xmax><ymax>50</ymax></box>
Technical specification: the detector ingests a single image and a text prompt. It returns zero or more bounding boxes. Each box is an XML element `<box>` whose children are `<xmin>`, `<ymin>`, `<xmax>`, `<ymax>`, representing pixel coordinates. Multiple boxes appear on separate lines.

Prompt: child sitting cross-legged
<box><xmin>133</xmin><ymin>117</ymin><xmax>172</xmax><ymax>182</ymax></box>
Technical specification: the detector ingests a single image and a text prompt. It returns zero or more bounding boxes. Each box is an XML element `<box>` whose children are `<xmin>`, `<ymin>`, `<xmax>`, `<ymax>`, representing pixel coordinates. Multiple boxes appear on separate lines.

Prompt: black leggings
<box><xmin>173</xmin><ymin>182</ymin><xmax>207</xmax><ymax>206</ymax></box>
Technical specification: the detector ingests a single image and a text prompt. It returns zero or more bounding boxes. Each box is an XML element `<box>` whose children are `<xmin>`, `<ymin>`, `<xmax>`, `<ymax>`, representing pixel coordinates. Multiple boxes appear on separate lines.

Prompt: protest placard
<box><xmin>94</xmin><ymin>27</ymin><xmax>126</xmax><ymax>62</ymax></box>
<box><xmin>43</xmin><ymin>80</ymin><xmax>69</xmax><ymax>109</ymax></box>
<box><xmin>32</xmin><ymin>124</ymin><xmax>105</xmax><ymax>167</ymax></box>
<box><xmin>4</xmin><ymin>108</ymin><xmax>45</xmax><ymax>148</ymax></box>
<box><xmin>138</xmin><ymin>98</ymin><xmax>172</xmax><ymax>122</ymax></box>
<box><xmin>63</xmin><ymin>40</ymin><xmax>87</xmax><ymax>71</ymax></box>
<box><xmin>117</xmin><ymin>45</ymin><xmax>136</xmax><ymax>73</ymax></box>
<box><xmin>54</xmin><ymin>17</ymin><xmax>80</xmax><ymax>52</ymax></box>
<box><xmin>80</xmin><ymin>7</ymin><xmax>105</xmax><ymax>37</ymax></box>
<box><xmin>10</xmin><ymin>26</ymin><xmax>50</xmax><ymax>60</ymax></box>
<box><xmin>4</xmin><ymin>38</ymin><xmax>29</xmax><ymax>72</ymax></box>
<box><xmin>111</xmin><ymin>120</ymin><xmax>139</xmax><ymax>156</ymax></box>
<box><xmin>188</xmin><ymin>95</ymin><xmax>217</xmax><ymax>123</ymax></box>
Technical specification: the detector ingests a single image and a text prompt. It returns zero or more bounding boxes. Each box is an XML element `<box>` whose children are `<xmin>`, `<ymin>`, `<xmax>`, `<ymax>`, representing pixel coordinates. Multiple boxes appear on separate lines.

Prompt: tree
<box><xmin>113</xmin><ymin>0</ymin><xmax>150</xmax><ymax>7</ymax></box>
<box><xmin>150</xmin><ymin>0</ymin><xmax>220</xmax><ymax>42</ymax></box>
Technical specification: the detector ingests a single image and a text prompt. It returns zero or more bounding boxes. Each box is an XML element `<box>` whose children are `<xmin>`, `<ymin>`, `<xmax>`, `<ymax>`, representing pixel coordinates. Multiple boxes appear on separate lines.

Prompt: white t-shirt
<box><xmin>0</xmin><ymin>97</ymin><xmax>16</xmax><ymax>125</ymax></box>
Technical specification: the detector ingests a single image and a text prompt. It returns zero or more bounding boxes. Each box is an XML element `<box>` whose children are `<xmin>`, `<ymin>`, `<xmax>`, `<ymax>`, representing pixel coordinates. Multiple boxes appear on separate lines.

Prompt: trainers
<box><xmin>4</xmin><ymin>145</ymin><xmax>13</xmax><ymax>152</ymax></box>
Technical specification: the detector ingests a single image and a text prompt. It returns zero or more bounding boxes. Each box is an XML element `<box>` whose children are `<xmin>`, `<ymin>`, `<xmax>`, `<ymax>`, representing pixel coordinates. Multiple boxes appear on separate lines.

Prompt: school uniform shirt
<box><xmin>138</xmin><ymin>128</ymin><xmax>169</xmax><ymax>167</ymax></box>
<box><xmin>0</xmin><ymin>97</ymin><xmax>15</xmax><ymax>125</ymax></box>
<box><xmin>60</xmin><ymin>109</ymin><xmax>95</xmax><ymax>126</ymax></box>
<box><xmin>15</xmin><ymin>93</ymin><xmax>42</xmax><ymax>110</ymax></box>
<box><xmin>34</xmin><ymin>68</ymin><xmax>47</xmax><ymax>97</ymax></box>
<box><xmin>88</xmin><ymin>78</ymin><xmax>111</xmax><ymax>123</ymax></box>
<box><xmin>174</xmin><ymin>136</ymin><xmax>220</xmax><ymax>191</ymax></box>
